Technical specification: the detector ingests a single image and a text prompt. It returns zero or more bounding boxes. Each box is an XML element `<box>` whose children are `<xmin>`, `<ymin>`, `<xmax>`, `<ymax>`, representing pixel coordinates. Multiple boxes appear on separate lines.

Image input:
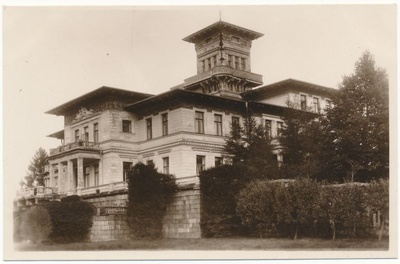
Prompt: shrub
<box><xmin>20</xmin><ymin>206</ymin><xmax>53</xmax><ymax>243</ymax></box>
<box><xmin>200</xmin><ymin>164</ymin><xmax>253</xmax><ymax>237</ymax></box>
<box><xmin>236</xmin><ymin>179</ymin><xmax>388</xmax><ymax>240</ymax></box>
<box><xmin>44</xmin><ymin>196</ymin><xmax>95</xmax><ymax>243</ymax></box>
<box><xmin>237</xmin><ymin>180</ymin><xmax>283</xmax><ymax>237</ymax></box>
<box><xmin>127</xmin><ymin>162</ymin><xmax>177</xmax><ymax>238</ymax></box>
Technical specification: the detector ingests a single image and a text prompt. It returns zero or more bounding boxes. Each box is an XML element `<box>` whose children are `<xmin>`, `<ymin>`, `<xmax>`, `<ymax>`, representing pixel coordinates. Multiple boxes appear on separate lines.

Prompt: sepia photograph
<box><xmin>3</xmin><ymin>2</ymin><xmax>397</xmax><ymax>261</ymax></box>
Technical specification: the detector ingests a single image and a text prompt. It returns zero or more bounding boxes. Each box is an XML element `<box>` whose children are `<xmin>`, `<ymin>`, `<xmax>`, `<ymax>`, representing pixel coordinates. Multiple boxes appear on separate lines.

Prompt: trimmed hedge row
<box><xmin>237</xmin><ymin>179</ymin><xmax>389</xmax><ymax>239</ymax></box>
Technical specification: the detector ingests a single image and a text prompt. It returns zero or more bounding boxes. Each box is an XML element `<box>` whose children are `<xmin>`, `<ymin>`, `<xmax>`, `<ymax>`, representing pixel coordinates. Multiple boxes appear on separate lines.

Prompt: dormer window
<box><xmin>232</xmin><ymin>36</ymin><xmax>240</xmax><ymax>43</ymax></box>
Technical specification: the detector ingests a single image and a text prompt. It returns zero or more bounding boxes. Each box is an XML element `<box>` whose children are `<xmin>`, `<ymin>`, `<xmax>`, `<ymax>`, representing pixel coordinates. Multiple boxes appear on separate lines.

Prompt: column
<box><xmin>67</xmin><ymin>160</ymin><xmax>74</xmax><ymax>196</ymax></box>
<box><xmin>99</xmin><ymin>160</ymin><xmax>103</xmax><ymax>185</ymax></box>
<box><xmin>58</xmin><ymin>163</ymin><xmax>63</xmax><ymax>191</ymax></box>
<box><xmin>49</xmin><ymin>163</ymin><xmax>54</xmax><ymax>187</ymax></box>
<box><xmin>76</xmin><ymin>158</ymin><xmax>84</xmax><ymax>196</ymax></box>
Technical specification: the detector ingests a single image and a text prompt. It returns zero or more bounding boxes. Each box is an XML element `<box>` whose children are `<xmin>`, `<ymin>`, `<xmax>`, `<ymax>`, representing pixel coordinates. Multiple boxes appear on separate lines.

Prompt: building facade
<box><xmin>17</xmin><ymin>21</ymin><xmax>336</xmax><ymax>200</ymax></box>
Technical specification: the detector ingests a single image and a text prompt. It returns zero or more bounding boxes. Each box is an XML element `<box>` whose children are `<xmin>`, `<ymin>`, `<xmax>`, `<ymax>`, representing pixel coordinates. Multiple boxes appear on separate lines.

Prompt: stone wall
<box><xmin>90</xmin><ymin>214</ymin><xmax>130</xmax><ymax>241</ymax></box>
<box><xmin>83</xmin><ymin>192</ymin><xmax>128</xmax><ymax>208</ymax></box>
<box><xmin>84</xmin><ymin>188</ymin><xmax>201</xmax><ymax>241</ymax></box>
<box><xmin>162</xmin><ymin>187</ymin><xmax>201</xmax><ymax>238</ymax></box>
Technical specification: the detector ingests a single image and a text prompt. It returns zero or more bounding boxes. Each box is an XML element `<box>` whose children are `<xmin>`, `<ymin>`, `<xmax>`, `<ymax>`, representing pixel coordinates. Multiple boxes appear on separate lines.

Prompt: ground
<box><xmin>15</xmin><ymin>237</ymin><xmax>389</xmax><ymax>251</ymax></box>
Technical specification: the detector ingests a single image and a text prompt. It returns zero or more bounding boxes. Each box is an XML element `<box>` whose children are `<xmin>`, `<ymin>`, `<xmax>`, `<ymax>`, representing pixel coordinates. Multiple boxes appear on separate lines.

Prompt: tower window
<box><xmin>235</xmin><ymin>56</ymin><xmax>239</xmax><ymax>69</ymax></box>
<box><xmin>232</xmin><ymin>36</ymin><xmax>240</xmax><ymax>43</ymax></box>
<box><xmin>122</xmin><ymin>120</ymin><xmax>132</xmax><ymax>133</ymax></box>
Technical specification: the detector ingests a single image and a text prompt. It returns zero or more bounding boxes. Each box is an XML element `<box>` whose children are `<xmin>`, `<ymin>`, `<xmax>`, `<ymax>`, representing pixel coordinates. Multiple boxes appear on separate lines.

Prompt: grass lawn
<box><xmin>15</xmin><ymin>237</ymin><xmax>389</xmax><ymax>251</ymax></box>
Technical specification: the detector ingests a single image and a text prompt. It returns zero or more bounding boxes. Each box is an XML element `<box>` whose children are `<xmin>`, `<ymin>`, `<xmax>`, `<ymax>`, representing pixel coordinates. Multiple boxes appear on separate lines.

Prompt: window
<box><xmin>54</xmin><ymin>176</ymin><xmax>58</xmax><ymax>187</ymax></box>
<box><xmin>75</xmin><ymin>129</ymin><xmax>80</xmax><ymax>142</ymax></box>
<box><xmin>196</xmin><ymin>155</ymin><xmax>206</xmax><ymax>174</ymax></box>
<box><xmin>215</xmin><ymin>157</ymin><xmax>223</xmax><ymax>167</ymax></box>
<box><xmin>234</xmin><ymin>56</ymin><xmax>239</xmax><ymax>69</ymax></box>
<box><xmin>313</xmin><ymin>97</ymin><xmax>320</xmax><ymax>113</ymax></box>
<box><xmin>277</xmin><ymin>122</ymin><xmax>283</xmax><ymax>136</ymax></box>
<box><xmin>146</xmin><ymin>160</ymin><xmax>154</xmax><ymax>166</ymax></box>
<box><xmin>228</xmin><ymin>55</ymin><xmax>232</xmax><ymax>67</ymax></box>
<box><xmin>207</xmin><ymin>58</ymin><xmax>211</xmax><ymax>70</ymax></box>
<box><xmin>122</xmin><ymin>120</ymin><xmax>132</xmax><ymax>133</ymax></box>
<box><xmin>300</xmin><ymin>94</ymin><xmax>307</xmax><ymax>110</ymax></box>
<box><xmin>213</xmin><ymin>55</ymin><xmax>217</xmax><ymax>67</ymax></box>
<box><xmin>265</xmin><ymin>120</ymin><xmax>272</xmax><ymax>138</ymax></box>
<box><xmin>231</xmin><ymin>116</ymin><xmax>240</xmax><ymax>134</ymax></box>
<box><xmin>123</xmin><ymin>162</ymin><xmax>132</xmax><ymax>181</ymax></box>
<box><xmin>83</xmin><ymin>126</ymin><xmax>89</xmax><ymax>142</ymax></box>
<box><xmin>326</xmin><ymin>99</ymin><xmax>333</xmax><ymax>110</ymax></box>
<box><xmin>94</xmin><ymin>164</ymin><xmax>99</xmax><ymax>186</ymax></box>
<box><xmin>240</xmin><ymin>57</ymin><xmax>245</xmax><ymax>70</ymax></box>
<box><xmin>195</xmin><ymin>111</ymin><xmax>204</xmax><ymax>134</ymax></box>
<box><xmin>214</xmin><ymin>114</ymin><xmax>223</xmax><ymax>136</ymax></box>
<box><xmin>146</xmin><ymin>118</ymin><xmax>152</xmax><ymax>139</ymax></box>
<box><xmin>202</xmin><ymin>60</ymin><xmax>205</xmax><ymax>72</ymax></box>
<box><xmin>93</xmin><ymin>123</ymin><xmax>99</xmax><ymax>143</ymax></box>
<box><xmin>84</xmin><ymin>167</ymin><xmax>90</xmax><ymax>188</ymax></box>
<box><xmin>162</xmin><ymin>113</ymin><xmax>168</xmax><ymax>136</ymax></box>
<box><xmin>163</xmin><ymin>157</ymin><xmax>169</xmax><ymax>174</ymax></box>
<box><xmin>232</xmin><ymin>36</ymin><xmax>240</xmax><ymax>43</ymax></box>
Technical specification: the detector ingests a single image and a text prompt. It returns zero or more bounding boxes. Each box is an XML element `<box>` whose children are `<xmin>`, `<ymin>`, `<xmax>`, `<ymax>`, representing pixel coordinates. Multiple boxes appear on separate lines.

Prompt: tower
<box><xmin>182</xmin><ymin>21</ymin><xmax>264</xmax><ymax>98</ymax></box>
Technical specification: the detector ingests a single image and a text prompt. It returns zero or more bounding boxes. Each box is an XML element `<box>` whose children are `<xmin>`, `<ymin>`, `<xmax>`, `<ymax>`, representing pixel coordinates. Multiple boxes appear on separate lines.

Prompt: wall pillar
<box><xmin>77</xmin><ymin>158</ymin><xmax>84</xmax><ymax>196</ymax></box>
<box><xmin>57</xmin><ymin>163</ymin><xmax>62</xmax><ymax>190</ymax></box>
<box><xmin>99</xmin><ymin>160</ymin><xmax>103</xmax><ymax>185</ymax></box>
<box><xmin>67</xmin><ymin>160</ymin><xmax>74</xmax><ymax>196</ymax></box>
<box><xmin>49</xmin><ymin>163</ymin><xmax>54</xmax><ymax>187</ymax></box>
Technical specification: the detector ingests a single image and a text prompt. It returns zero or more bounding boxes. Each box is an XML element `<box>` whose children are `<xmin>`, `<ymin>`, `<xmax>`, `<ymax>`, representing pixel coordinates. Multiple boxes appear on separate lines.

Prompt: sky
<box><xmin>3</xmin><ymin>4</ymin><xmax>397</xmax><ymax>193</ymax></box>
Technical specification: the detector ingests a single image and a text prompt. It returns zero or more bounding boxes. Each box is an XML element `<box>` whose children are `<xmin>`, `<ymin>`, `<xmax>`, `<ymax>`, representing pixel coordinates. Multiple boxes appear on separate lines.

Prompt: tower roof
<box><xmin>183</xmin><ymin>21</ymin><xmax>264</xmax><ymax>43</ymax></box>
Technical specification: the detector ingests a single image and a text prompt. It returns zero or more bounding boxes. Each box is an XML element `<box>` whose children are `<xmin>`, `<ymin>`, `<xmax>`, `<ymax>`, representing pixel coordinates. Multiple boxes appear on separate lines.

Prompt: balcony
<box><xmin>49</xmin><ymin>141</ymin><xmax>100</xmax><ymax>156</ymax></box>
<box><xmin>184</xmin><ymin>65</ymin><xmax>263</xmax><ymax>86</ymax></box>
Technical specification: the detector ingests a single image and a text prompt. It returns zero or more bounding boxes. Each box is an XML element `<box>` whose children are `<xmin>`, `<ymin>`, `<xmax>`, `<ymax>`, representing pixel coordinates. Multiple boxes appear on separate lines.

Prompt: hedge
<box><xmin>43</xmin><ymin>195</ymin><xmax>95</xmax><ymax>243</ymax></box>
<box><xmin>127</xmin><ymin>162</ymin><xmax>177</xmax><ymax>238</ymax></box>
<box><xmin>236</xmin><ymin>179</ymin><xmax>389</xmax><ymax>239</ymax></box>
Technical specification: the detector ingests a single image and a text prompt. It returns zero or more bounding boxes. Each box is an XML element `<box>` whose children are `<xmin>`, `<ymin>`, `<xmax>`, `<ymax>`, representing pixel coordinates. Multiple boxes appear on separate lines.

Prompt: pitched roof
<box><xmin>183</xmin><ymin>21</ymin><xmax>264</xmax><ymax>43</ymax></box>
<box><xmin>45</xmin><ymin>86</ymin><xmax>153</xmax><ymax>116</ymax></box>
<box><xmin>242</xmin><ymin>78</ymin><xmax>337</xmax><ymax>100</ymax></box>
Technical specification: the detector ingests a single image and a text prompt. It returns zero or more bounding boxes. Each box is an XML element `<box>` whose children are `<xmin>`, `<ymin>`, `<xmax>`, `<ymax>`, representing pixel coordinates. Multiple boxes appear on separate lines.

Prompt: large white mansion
<box><xmin>40</xmin><ymin>21</ymin><xmax>335</xmax><ymax>197</ymax></box>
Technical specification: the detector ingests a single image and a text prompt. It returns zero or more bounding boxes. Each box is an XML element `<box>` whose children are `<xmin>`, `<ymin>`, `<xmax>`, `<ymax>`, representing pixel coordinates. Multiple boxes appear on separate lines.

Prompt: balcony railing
<box><xmin>184</xmin><ymin>65</ymin><xmax>263</xmax><ymax>86</ymax></box>
<box><xmin>16</xmin><ymin>186</ymin><xmax>58</xmax><ymax>199</ymax></box>
<box><xmin>49</xmin><ymin>141</ymin><xmax>100</xmax><ymax>156</ymax></box>
<box><xmin>80</xmin><ymin>181</ymin><xmax>128</xmax><ymax>196</ymax></box>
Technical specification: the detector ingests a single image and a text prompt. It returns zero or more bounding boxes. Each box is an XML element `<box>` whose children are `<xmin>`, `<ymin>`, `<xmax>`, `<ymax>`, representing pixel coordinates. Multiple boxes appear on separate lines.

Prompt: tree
<box><xmin>224</xmin><ymin>114</ymin><xmax>278</xmax><ymax>178</ymax></box>
<box><xmin>279</xmin><ymin>103</ymin><xmax>328</xmax><ymax>179</ymax></box>
<box><xmin>24</xmin><ymin>148</ymin><xmax>48</xmax><ymax>187</ymax></box>
<box><xmin>327</xmin><ymin>51</ymin><xmax>389</xmax><ymax>182</ymax></box>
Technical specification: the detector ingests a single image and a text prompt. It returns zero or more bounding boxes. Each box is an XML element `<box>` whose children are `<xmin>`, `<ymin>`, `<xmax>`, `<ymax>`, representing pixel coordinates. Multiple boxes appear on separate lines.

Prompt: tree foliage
<box><xmin>200</xmin><ymin>164</ymin><xmax>251</xmax><ymax>237</ymax></box>
<box><xmin>24</xmin><ymin>148</ymin><xmax>48</xmax><ymax>187</ymax></box>
<box><xmin>279</xmin><ymin>105</ymin><xmax>329</xmax><ymax>179</ymax></box>
<box><xmin>43</xmin><ymin>195</ymin><xmax>95</xmax><ymax>243</ymax></box>
<box><xmin>326</xmin><ymin>51</ymin><xmax>389</xmax><ymax>181</ymax></box>
<box><xmin>127</xmin><ymin>162</ymin><xmax>177</xmax><ymax>238</ymax></box>
<box><xmin>224</xmin><ymin>114</ymin><xmax>278</xmax><ymax>178</ymax></box>
<box><xmin>20</xmin><ymin>206</ymin><xmax>53</xmax><ymax>243</ymax></box>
